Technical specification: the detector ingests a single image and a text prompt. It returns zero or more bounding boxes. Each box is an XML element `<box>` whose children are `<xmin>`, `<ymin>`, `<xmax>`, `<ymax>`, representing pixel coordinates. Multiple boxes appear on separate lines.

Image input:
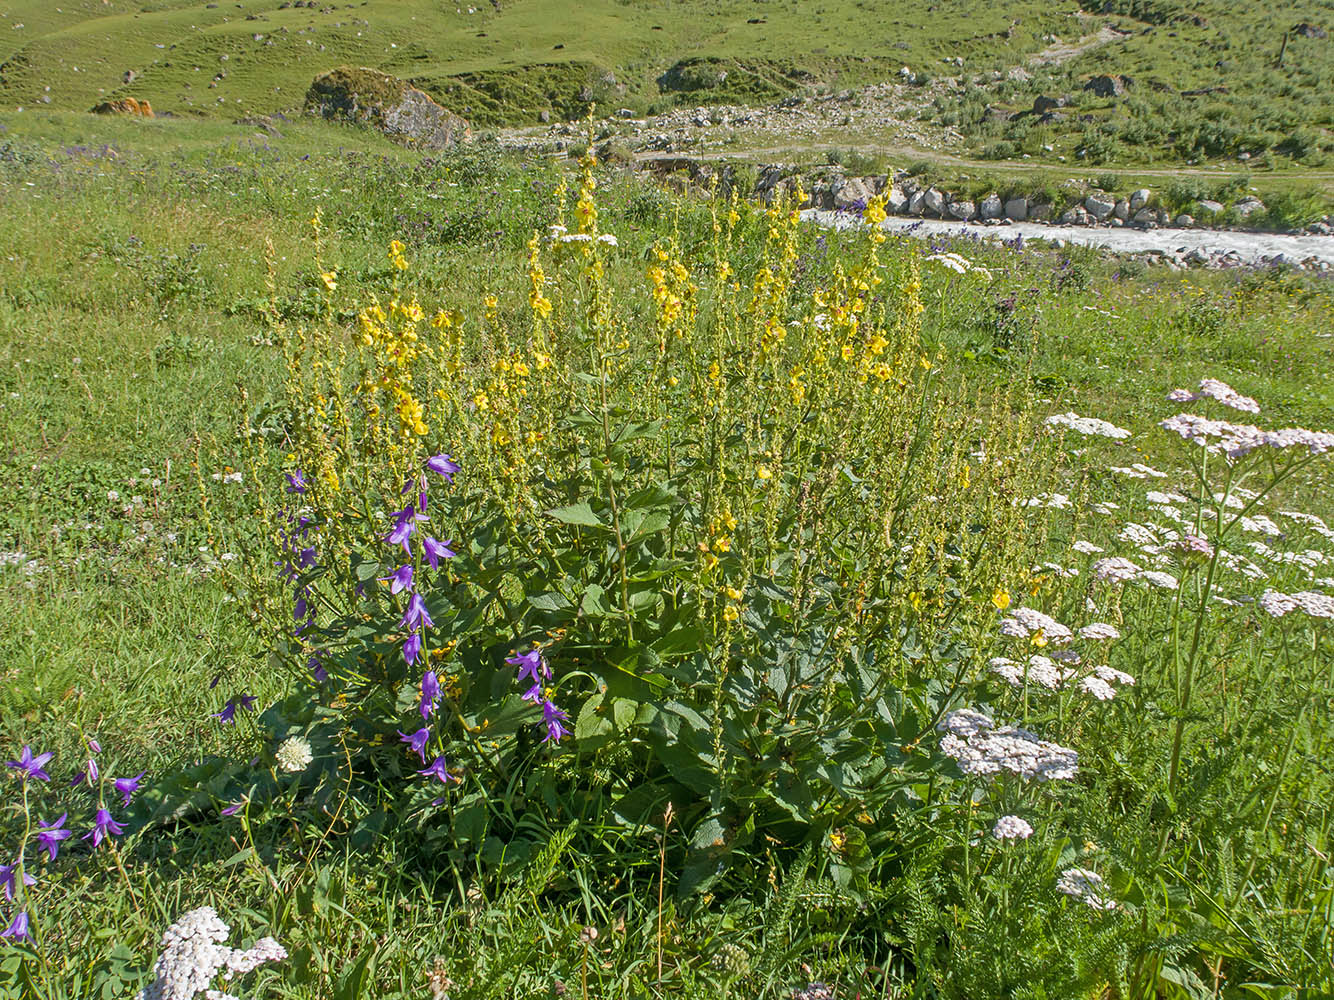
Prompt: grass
<box><xmin>1</xmin><ymin>112</ymin><xmax>1333</xmax><ymax>997</ymax></box>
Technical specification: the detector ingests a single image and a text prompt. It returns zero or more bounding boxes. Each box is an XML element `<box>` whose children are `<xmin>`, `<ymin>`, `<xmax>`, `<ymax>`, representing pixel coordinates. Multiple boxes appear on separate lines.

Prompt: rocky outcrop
<box><xmin>91</xmin><ymin>97</ymin><xmax>154</xmax><ymax>117</ymax></box>
<box><xmin>305</xmin><ymin>67</ymin><xmax>471</xmax><ymax>150</ymax></box>
<box><xmin>1084</xmin><ymin>74</ymin><xmax>1131</xmax><ymax>97</ymax></box>
<box><xmin>1084</xmin><ymin>194</ymin><xmax>1116</xmax><ymax>221</ymax></box>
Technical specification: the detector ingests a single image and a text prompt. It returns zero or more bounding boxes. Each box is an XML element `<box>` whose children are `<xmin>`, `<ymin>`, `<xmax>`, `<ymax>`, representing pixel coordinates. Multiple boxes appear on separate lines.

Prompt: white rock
<box><xmin>923</xmin><ymin>187</ymin><xmax>946</xmax><ymax>215</ymax></box>
<box><xmin>979</xmin><ymin>193</ymin><xmax>1003</xmax><ymax>220</ymax></box>
<box><xmin>947</xmin><ymin>199</ymin><xmax>977</xmax><ymax>220</ymax></box>
<box><xmin>1085</xmin><ymin>194</ymin><xmax>1116</xmax><ymax>220</ymax></box>
<box><xmin>1129</xmin><ymin>188</ymin><xmax>1152</xmax><ymax>212</ymax></box>
<box><xmin>1004</xmin><ymin>196</ymin><xmax>1028</xmax><ymax>221</ymax></box>
<box><xmin>1197</xmin><ymin>199</ymin><xmax>1225</xmax><ymax>216</ymax></box>
<box><xmin>1113</xmin><ymin>199</ymin><xmax>1129</xmax><ymax>221</ymax></box>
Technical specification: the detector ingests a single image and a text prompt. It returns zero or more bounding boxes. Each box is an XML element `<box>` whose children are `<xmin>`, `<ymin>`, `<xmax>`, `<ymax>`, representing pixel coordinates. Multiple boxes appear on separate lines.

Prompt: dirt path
<box><xmin>1027</xmin><ymin>24</ymin><xmax>1127</xmax><ymax>68</ymax></box>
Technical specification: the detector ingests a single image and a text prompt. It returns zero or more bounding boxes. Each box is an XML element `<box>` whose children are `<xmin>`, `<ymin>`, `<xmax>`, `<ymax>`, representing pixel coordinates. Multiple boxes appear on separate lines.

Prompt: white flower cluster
<box><xmin>1091</xmin><ymin>556</ymin><xmax>1178</xmax><ymax>590</ymax></box>
<box><xmin>989</xmin><ymin>655</ymin><xmax>1071</xmax><ymax>691</ymax></box>
<box><xmin>1168</xmin><ymin>378</ymin><xmax>1260</xmax><ymax>414</ymax></box>
<box><xmin>1078</xmin><ymin>622</ymin><xmax>1121</xmax><ymax>641</ymax></box>
<box><xmin>1056</xmin><ymin>867</ymin><xmax>1117</xmax><ymax>910</ymax></box>
<box><xmin>999</xmin><ymin>607</ymin><xmax>1073</xmax><ymax>644</ymax></box>
<box><xmin>1072</xmin><ymin>540</ymin><xmax>1104</xmax><ymax>554</ymax></box>
<box><xmin>275</xmin><ymin>736</ymin><xmax>313</xmax><ymax>773</ymax></box>
<box><xmin>992</xmin><ymin>815</ymin><xmax>1033</xmax><ymax>841</ymax></box>
<box><xmin>937</xmin><ymin>712</ymin><xmax>1078</xmax><ymax>781</ymax></box>
<box><xmin>1259</xmin><ymin>589</ymin><xmax>1334</xmax><ymax>620</ymax></box>
<box><xmin>1045</xmin><ymin>411</ymin><xmax>1132</xmax><ymax>440</ymax></box>
<box><xmin>1108</xmin><ymin>462</ymin><xmax>1167</xmax><ymax>479</ymax></box>
<box><xmin>924</xmin><ymin>251</ymin><xmax>990</xmax><ymax>279</ymax></box>
<box><xmin>1159</xmin><ymin>412</ymin><xmax>1334</xmax><ymax>459</ymax></box>
<box><xmin>1279</xmin><ymin>510</ymin><xmax>1334</xmax><ymax>542</ymax></box>
<box><xmin>138</xmin><ymin>907</ymin><xmax>287</xmax><ymax>1000</ymax></box>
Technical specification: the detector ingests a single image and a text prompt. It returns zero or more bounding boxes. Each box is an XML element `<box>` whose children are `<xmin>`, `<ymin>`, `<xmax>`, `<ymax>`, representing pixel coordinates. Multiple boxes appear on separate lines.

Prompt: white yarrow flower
<box><xmin>138</xmin><ymin>907</ymin><xmax>287</xmax><ymax>1000</ymax></box>
<box><xmin>992</xmin><ymin>815</ymin><xmax>1033</xmax><ymax>841</ymax></box>
<box><xmin>275</xmin><ymin>737</ymin><xmax>313</xmax><ymax>773</ymax></box>
<box><xmin>1056</xmin><ymin>867</ymin><xmax>1117</xmax><ymax>910</ymax></box>
<box><xmin>1045</xmin><ymin>411</ymin><xmax>1131</xmax><ymax>439</ymax></box>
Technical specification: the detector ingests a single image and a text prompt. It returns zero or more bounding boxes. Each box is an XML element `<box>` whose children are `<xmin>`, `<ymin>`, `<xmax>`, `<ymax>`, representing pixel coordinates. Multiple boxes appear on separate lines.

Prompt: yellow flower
<box><xmin>725</xmin><ymin>586</ymin><xmax>743</xmax><ymax>601</ymax></box>
<box><xmin>991</xmin><ymin>588</ymin><xmax>1010</xmax><ymax>610</ymax></box>
<box><xmin>723</xmin><ymin>605</ymin><xmax>739</xmax><ymax>623</ymax></box>
<box><xmin>909</xmin><ymin>591</ymin><xmax>924</xmax><ymax>612</ymax></box>
<box><xmin>1030</xmin><ymin>630</ymin><xmax>1048</xmax><ymax>648</ymax></box>
<box><xmin>714</xmin><ymin>537</ymin><xmax>731</xmax><ymax>553</ymax></box>
<box><xmin>756</xmin><ymin>465</ymin><xmax>772</xmax><ymax>481</ymax></box>
<box><xmin>320</xmin><ymin>270</ymin><xmax>338</xmax><ymax>292</ymax></box>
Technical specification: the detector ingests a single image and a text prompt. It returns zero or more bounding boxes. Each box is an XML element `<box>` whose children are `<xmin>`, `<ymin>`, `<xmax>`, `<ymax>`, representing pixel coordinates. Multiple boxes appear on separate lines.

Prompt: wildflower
<box><xmin>426</xmin><ymin>454</ymin><xmax>460</xmax><ymax>483</ymax></box>
<box><xmin>422</xmin><ymin>536</ymin><xmax>455</xmax><ymax>571</ymax></box>
<box><xmin>1079</xmin><ymin>622</ymin><xmax>1121</xmax><ymax>641</ymax></box>
<box><xmin>136</xmin><ymin>906</ymin><xmax>286</xmax><ymax>1000</ymax></box>
<box><xmin>992</xmin><ymin>815</ymin><xmax>1033</xmax><ymax>840</ymax></box>
<box><xmin>1093</xmin><ymin>665</ymin><xmax>1136</xmax><ymax>686</ymax></box>
<box><xmin>1092</xmin><ymin>557</ymin><xmax>1142</xmax><ymax>584</ymax></box>
<box><xmin>82</xmin><ymin>808</ymin><xmax>125</xmax><ymax>848</ymax></box>
<box><xmin>381</xmin><ymin>564</ymin><xmax>413</xmax><ymax>595</ymax></box>
<box><xmin>275</xmin><ymin>737</ymin><xmax>313</xmax><ymax>774</ymax></box>
<box><xmin>991</xmin><ymin>588</ymin><xmax>1011</xmax><ymax>610</ymax></box>
<box><xmin>0</xmin><ymin>864</ymin><xmax>35</xmax><ymax>902</ymax></box>
<box><xmin>403</xmin><ymin>631</ymin><xmax>422</xmax><ymax>666</ymax></box>
<box><xmin>939</xmin><ymin>718</ymin><xmax>1078</xmax><ymax>782</ymax></box>
<box><xmin>1172</xmin><ymin>534</ymin><xmax>1215</xmax><ymax>565</ymax></box>
<box><xmin>1045</xmin><ymin>412</ymin><xmax>1131</xmax><ymax>439</ymax></box>
<box><xmin>541</xmin><ymin>699</ymin><xmax>570</xmax><ymax>743</ymax></box>
<box><xmin>507</xmin><ymin>648</ymin><xmax>550</xmax><ymax>687</ymax></box>
<box><xmin>0</xmin><ymin>911</ymin><xmax>29</xmax><ymax>942</ymax></box>
<box><xmin>936</xmin><ymin>709</ymin><xmax>994</xmax><ymax>739</ymax></box>
<box><xmin>990</xmin><ymin>655</ymin><xmax>1068</xmax><ymax>691</ymax></box>
<box><xmin>1079</xmin><ymin>675</ymin><xmax>1117</xmax><ymax>701</ymax></box>
<box><xmin>1168</xmin><ymin>377</ymin><xmax>1260</xmax><ymax>414</ymax></box>
<box><xmin>418</xmin><ymin>755</ymin><xmax>457</xmax><ymax>784</ymax></box>
<box><xmin>399</xmin><ymin>727</ymin><xmax>431</xmax><ymax>763</ymax></box>
<box><xmin>6</xmin><ymin>746</ymin><xmax>53</xmax><ymax>783</ymax></box>
<box><xmin>35</xmin><ymin>814</ymin><xmax>72</xmax><ymax>862</ymax></box>
<box><xmin>419</xmin><ymin>670</ymin><xmax>441</xmax><ymax>720</ymax></box>
<box><xmin>1138</xmin><ymin>570</ymin><xmax>1179</xmax><ymax>590</ymax></box>
<box><xmin>114</xmin><ymin>773</ymin><xmax>146</xmax><ymax>808</ymax></box>
<box><xmin>1000</xmin><ymin>607</ymin><xmax>1073</xmax><ymax>644</ymax></box>
<box><xmin>284</xmin><ymin>470</ymin><xmax>308</xmax><ymax>495</ymax></box>
<box><xmin>400</xmin><ymin>592</ymin><xmax>434</xmax><ymax>632</ymax></box>
<box><xmin>756</xmin><ymin>465</ymin><xmax>772</xmax><ymax>481</ymax></box>
<box><xmin>1056</xmin><ymin>867</ymin><xmax>1117</xmax><ymax>910</ymax></box>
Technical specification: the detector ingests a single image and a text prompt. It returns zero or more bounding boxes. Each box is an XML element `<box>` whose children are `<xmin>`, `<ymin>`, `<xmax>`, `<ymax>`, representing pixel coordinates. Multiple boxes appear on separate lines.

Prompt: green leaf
<box><xmin>580</xmin><ymin>584</ymin><xmax>611</xmax><ymax>618</ymax></box>
<box><xmin>611</xmin><ymin>696</ymin><xmax>638</xmax><ymax>732</ymax></box>
<box><xmin>547</xmin><ymin>502</ymin><xmax>604</xmax><ymax>527</ymax></box>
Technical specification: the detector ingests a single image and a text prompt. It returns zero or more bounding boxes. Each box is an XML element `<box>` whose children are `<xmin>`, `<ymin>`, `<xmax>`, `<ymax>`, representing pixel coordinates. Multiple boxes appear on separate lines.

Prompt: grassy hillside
<box><xmin>0</xmin><ymin>0</ymin><xmax>1092</xmax><ymax>124</ymax></box>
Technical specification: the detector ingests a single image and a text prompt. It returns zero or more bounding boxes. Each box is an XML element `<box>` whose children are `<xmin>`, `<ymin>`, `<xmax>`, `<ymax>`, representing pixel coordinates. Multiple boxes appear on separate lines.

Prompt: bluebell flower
<box><xmin>114</xmin><ymin>773</ymin><xmax>146</xmax><ymax>808</ymax></box>
<box><xmin>426</xmin><ymin>454</ymin><xmax>460</xmax><ymax>483</ymax></box>
<box><xmin>82</xmin><ymin>808</ymin><xmax>124</xmax><ymax>848</ymax></box>
<box><xmin>419</xmin><ymin>670</ymin><xmax>440</xmax><ymax>719</ymax></box>
<box><xmin>381</xmin><ymin>565</ymin><xmax>413</xmax><ymax>595</ymax></box>
<box><xmin>400</xmin><ymin>592</ymin><xmax>434</xmax><ymax>632</ymax></box>
<box><xmin>285</xmin><ymin>470</ymin><xmax>309</xmax><ymax>495</ymax></box>
<box><xmin>541</xmin><ymin>700</ymin><xmax>570</xmax><ymax>743</ymax></box>
<box><xmin>398</xmin><ymin>727</ymin><xmax>431</xmax><ymax>763</ymax></box>
<box><xmin>0</xmin><ymin>910</ymin><xmax>29</xmax><ymax>942</ymax></box>
<box><xmin>0</xmin><ymin>863</ymin><xmax>35</xmax><ymax>902</ymax></box>
<box><xmin>6</xmin><ymin>746</ymin><xmax>53</xmax><ymax>783</ymax></box>
<box><xmin>35</xmin><ymin>814</ymin><xmax>71</xmax><ymax>862</ymax></box>
<box><xmin>422</xmin><ymin>536</ymin><xmax>456</xmax><ymax>571</ymax></box>
<box><xmin>418</xmin><ymin>755</ymin><xmax>457</xmax><ymax>784</ymax></box>
<box><xmin>403</xmin><ymin>632</ymin><xmax>422</xmax><ymax>666</ymax></box>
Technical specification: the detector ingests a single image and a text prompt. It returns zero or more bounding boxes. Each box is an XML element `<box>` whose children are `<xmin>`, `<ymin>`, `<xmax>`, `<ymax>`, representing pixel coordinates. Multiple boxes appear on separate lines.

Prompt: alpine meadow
<box><xmin>1</xmin><ymin>2</ymin><xmax>1334</xmax><ymax>999</ymax></box>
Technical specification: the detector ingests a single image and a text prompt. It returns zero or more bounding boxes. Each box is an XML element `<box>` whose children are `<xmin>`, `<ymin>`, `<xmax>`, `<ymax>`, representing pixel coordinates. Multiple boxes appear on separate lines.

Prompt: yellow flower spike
<box><xmin>320</xmin><ymin>270</ymin><xmax>338</xmax><ymax>292</ymax></box>
<box><xmin>723</xmin><ymin>605</ymin><xmax>740</xmax><ymax>623</ymax></box>
<box><xmin>714</xmin><ymin>537</ymin><xmax>731</xmax><ymax>553</ymax></box>
<box><xmin>725</xmin><ymin>586</ymin><xmax>743</xmax><ymax>601</ymax></box>
<box><xmin>991</xmin><ymin>588</ymin><xmax>1011</xmax><ymax>611</ymax></box>
<box><xmin>756</xmin><ymin>465</ymin><xmax>772</xmax><ymax>481</ymax></box>
<box><xmin>908</xmin><ymin>591</ymin><xmax>924</xmax><ymax>612</ymax></box>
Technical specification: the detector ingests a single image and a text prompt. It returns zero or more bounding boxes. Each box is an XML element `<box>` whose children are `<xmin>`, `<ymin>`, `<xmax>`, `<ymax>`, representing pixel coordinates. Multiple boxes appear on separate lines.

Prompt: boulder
<box><xmin>1032</xmin><ymin>95</ymin><xmax>1066</xmax><ymax>114</ymax></box>
<box><xmin>1156</xmin><ymin>209</ymin><xmax>1172</xmax><ymax>225</ymax></box>
<box><xmin>91</xmin><ymin>97</ymin><xmax>154</xmax><ymax>117</ymax></box>
<box><xmin>922</xmin><ymin>187</ymin><xmax>946</xmax><ymax>216</ymax></box>
<box><xmin>979</xmin><ymin>193</ymin><xmax>1004</xmax><ymax>220</ymax></box>
<box><xmin>947</xmin><ymin>199</ymin><xmax>977</xmax><ymax>221</ymax></box>
<box><xmin>831</xmin><ymin>176</ymin><xmax>876</xmax><ymax>211</ymax></box>
<box><xmin>1061</xmin><ymin>205</ymin><xmax>1090</xmax><ymax>225</ymax></box>
<box><xmin>305</xmin><ymin>66</ymin><xmax>471</xmax><ymax>150</ymax></box>
<box><xmin>1028</xmin><ymin>202</ymin><xmax>1053</xmax><ymax>221</ymax></box>
<box><xmin>1196</xmin><ymin>199</ymin><xmax>1225</xmax><ymax>216</ymax></box>
<box><xmin>1234</xmin><ymin>196</ymin><xmax>1266</xmax><ymax>218</ymax></box>
<box><xmin>1085</xmin><ymin>194</ymin><xmax>1116</xmax><ymax>220</ymax></box>
<box><xmin>908</xmin><ymin>190</ymin><xmax>927</xmax><ymax>215</ymax></box>
<box><xmin>1293</xmin><ymin>22</ymin><xmax>1327</xmax><ymax>39</ymax></box>
<box><xmin>885</xmin><ymin>186</ymin><xmax>909</xmax><ymax>214</ymax></box>
<box><xmin>1004</xmin><ymin>196</ymin><xmax>1028</xmax><ymax>221</ymax></box>
<box><xmin>1084</xmin><ymin>74</ymin><xmax>1131</xmax><ymax>97</ymax></box>
<box><xmin>1129</xmin><ymin>188</ymin><xmax>1152</xmax><ymax>212</ymax></box>
<box><xmin>1113</xmin><ymin>199</ymin><xmax>1130</xmax><ymax>221</ymax></box>
<box><xmin>1134</xmin><ymin>208</ymin><xmax>1158</xmax><ymax>224</ymax></box>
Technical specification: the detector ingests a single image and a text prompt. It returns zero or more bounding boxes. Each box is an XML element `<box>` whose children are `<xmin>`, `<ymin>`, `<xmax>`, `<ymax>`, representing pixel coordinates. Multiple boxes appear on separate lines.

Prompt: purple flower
<box><xmin>400</xmin><ymin>592</ymin><xmax>434</xmax><ymax>632</ymax></box>
<box><xmin>285</xmin><ymin>469</ymin><xmax>309</xmax><ymax>494</ymax></box>
<box><xmin>399</xmin><ymin>727</ymin><xmax>431</xmax><ymax>763</ymax></box>
<box><xmin>309</xmin><ymin>656</ymin><xmax>328</xmax><ymax>683</ymax></box>
<box><xmin>69</xmin><ymin>770</ymin><xmax>87</xmax><ymax>788</ymax></box>
<box><xmin>403</xmin><ymin>632</ymin><xmax>422</xmax><ymax>666</ymax></box>
<box><xmin>541</xmin><ymin>700</ymin><xmax>569</xmax><ymax>744</ymax></box>
<box><xmin>522</xmin><ymin>682</ymin><xmax>542</xmax><ymax>704</ymax></box>
<box><xmin>0</xmin><ymin>864</ymin><xmax>35</xmax><ymax>902</ymax></box>
<box><xmin>418</xmin><ymin>754</ymin><xmax>457</xmax><ymax>784</ymax></box>
<box><xmin>114</xmin><ymin>772</ymin><xmax>146</xmax><ymax>808</ymax></box>
<box><xmin>506</xmin><ymin>649</ymin><xmax>549</xmax><ymax>687</ymax></box>
<box><xmin>419</xmin><ymin>670</ymin><xmax>440</xmax><ymax>720</ymax></box>
<box><xmin>298</xmin><ymin>547</ymin><xmax>318</xmax><ymax>569</ymax></box>
<box><xmin>213</xmin><ymin>700</ymin><xmax>238</xmax><ymax>724</ymax></box>
<box><xmin>383</xmin><ymin>515</ymin><xmax>416</xmax><ymax>553</ymax></box>
<box><xmin>426</xmin><ymin>454</ymin><xmax>460</xmax><ymax>483</ymax></box>
<box><xmin>221</xmin><ymin>799</ymin><xmax>246</xmax><ymax>817</ymax></box>
<box><xmin>0</xmin><ymin>910</ymin><xmax>29</xmax><ymax>942</ymax></box>
<box><xmin>88</xmin><ymin>739</ymin><xmax>102</xmax><ymax>754</ymax></box>
<box><xmin>422</xmin><ymin>536</ymin><xmax>456</xmax><ymax>571</ymax></box>
<box><xmin>35</xmin><ymin>814</ymin><xmax>72</xmax><ymax>862</ymax></box>
<box><xmin>85</xmin><ymin>758</ymin><xmax>99</xmax><ymax>783</ymax></box>
<box><xmin>381</xmin><ymin>564</ymin><xmax>413</xmax><ymax>595</ymax></box>
<box><xmin>239</xmin><ymin>694</ymin><xmax>258</xmax><ymax>712</ymax></box>
<box><xmin>6</xmin><ymin>746</ymin><xmax>53</xmax><ymax>783</ymax></box>
<box><xmin>82</xmin><ymin>808</ymin><xmax>124</xmax><ymax>848</ymax></box>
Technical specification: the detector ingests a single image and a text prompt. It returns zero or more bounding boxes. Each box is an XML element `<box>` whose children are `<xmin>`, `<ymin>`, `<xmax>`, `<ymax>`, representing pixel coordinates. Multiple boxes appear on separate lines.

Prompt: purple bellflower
<box><xmin>0</xmin><ymin>864</ymin><xmax>35</xmax><ymax>902</ymax></box>
<box><xmin>114</xmin><ymin>773</ymin><xmax>146</xmax><ymax>808</ymax></box>
<box><xmin>399</xmin><ymin>727</ymin><xmax>431</xmax><ymax>763</ymax></box>
<box><xmin>419</xmin><ymin>670</ymin><xmax>441</xmax><ymax>720</ymax></box>
<box><xmin>426</xmin><ymin>454</ymin><xmax>460</xmax><ymax>483</ymax></box>
<box><xmin>422</xmin><ymin>536</ymin><xmax>456</xmax><ymax>571</ymax></box>
<box><xmin>309</xmin><ymin>656</ymin><xmax>328</xmax><ymax>683</ymax></box>
<box><xmin>400</xmin><ymin>592</ymin><xmax>434</xmax><ymax>632</ymax></box>
<box><xmin>0</xmin><ymin>911</ymin><xmax>29</xmax><ymax>942</ymax></box>
<box><xmin>418</xmin><ymin>755</ymin><xmax>457</xmax><ymax>784</ymax></box>
<box><xmin>35</xmin><ymin>815</ymin><xmax>72</xmax><ymax>862</ymax></box>
<box><xmin>403</xmin><ymin>632</ymin><xmax>422</xmax><ymax>666</ymax></box>
<box><xmin>6</xmin><ymin>746</ymin><xmax>53</xmax><ymax>783</ymax></box>
<box><xmin>82</xmin><ymin>808</ymin><xmax>125</xmax><ymax>848</ymax></box>
<box><xmin>507</xmin><ymin>649</ymin><xmax>550</xmax><ymax>687</ymax></box>
<box><xmin>381</xmin><ymin>564</ymin><xmax>413</xmax><ymax>594</ymax></box>
<box><xmin>88</xmin><ymin>739</ymin><xmax>102</xmax><ymax>754</ymax></box>
<box><xmin>285</xmin><ymin>469</ymin><xmax>309</xmax><ymax>494</ymax></box>
<box><xmin>542</xmin><ymin>700</ymin><xmax>570</xmax><ymax>744</ymax></box>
